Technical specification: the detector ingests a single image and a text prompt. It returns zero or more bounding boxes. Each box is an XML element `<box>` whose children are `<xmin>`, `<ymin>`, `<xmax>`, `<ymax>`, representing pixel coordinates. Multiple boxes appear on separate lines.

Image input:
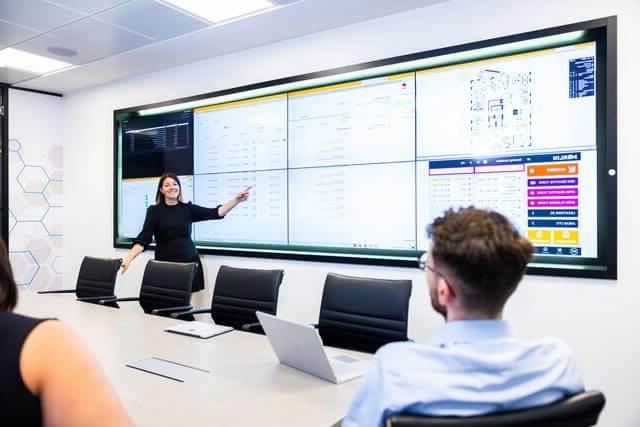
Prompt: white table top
<box><xmin>15</xmin><ymin>291</ymin><xmax>370</xmax><ymax>427</ymax></box>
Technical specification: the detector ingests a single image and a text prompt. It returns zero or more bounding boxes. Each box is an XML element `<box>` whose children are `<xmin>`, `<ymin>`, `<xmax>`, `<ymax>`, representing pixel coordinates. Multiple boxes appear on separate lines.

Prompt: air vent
<box><xmin>47</xmin><ymin>46</ymin><xmax>78</xmax><ymax>57</ymax></box>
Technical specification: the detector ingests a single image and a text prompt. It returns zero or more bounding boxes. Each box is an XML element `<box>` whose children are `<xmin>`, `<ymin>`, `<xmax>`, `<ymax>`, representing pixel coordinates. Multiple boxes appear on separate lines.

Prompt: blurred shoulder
<box><xmin>374</xmin><ymin>340</ymin><xmax>419</xmax><ymax>362</ymax></box>
<box><xmin>26</xmin><ymin>320</ymin><xmax>80</xmax><ymax>351</ymax></box>
<box><xmin>532</xmin><ymin>336</ymin><xmax>574</xmax><ymax>354</ymax></box>
<box><xmin>527</xmin><ymin>336</ymin><xmax>576</xmax><ymax>365</ymax></box>
<box><xmin>21</xmin><ymin>320</ymin><xmax>83</xmax><ymax>391</ymax></box>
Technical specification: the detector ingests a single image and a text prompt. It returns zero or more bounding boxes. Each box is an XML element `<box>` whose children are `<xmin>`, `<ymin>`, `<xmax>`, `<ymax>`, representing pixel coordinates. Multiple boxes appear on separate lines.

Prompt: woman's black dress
<box><xmin>0</xmin><ymin>311</ymin><xmax>49</xmax><ymax>426</ymax></box>
<box><xmin>133</xmin><ymin>202</ymin><xmax>223</xmax><ymax>292</ymax></box>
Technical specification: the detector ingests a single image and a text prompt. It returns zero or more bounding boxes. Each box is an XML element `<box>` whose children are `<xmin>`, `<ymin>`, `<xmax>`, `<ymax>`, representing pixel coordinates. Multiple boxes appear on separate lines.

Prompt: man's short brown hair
<box><xmin>427</xmin><ymin>207</ymin><xmax>534</xmax><ymax>316</ymax></box>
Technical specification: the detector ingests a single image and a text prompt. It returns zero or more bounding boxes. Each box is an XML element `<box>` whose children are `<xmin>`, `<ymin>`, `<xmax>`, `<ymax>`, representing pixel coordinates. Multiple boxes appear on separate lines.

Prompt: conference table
<box><xmin>16</xmin><ymin>291</ymin><xmax>371</xmax><ymax>427</ymax></box>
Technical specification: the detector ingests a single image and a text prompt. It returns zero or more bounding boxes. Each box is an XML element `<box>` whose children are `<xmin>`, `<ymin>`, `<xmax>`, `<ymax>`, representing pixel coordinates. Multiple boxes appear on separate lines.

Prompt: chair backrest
<box><xmin>385</xmin><ymin>390</ymin><xmax>606</xmax><ymax>427</ymax></box>
<box><xmin>318</xmin><ymin>273</ymin><xmax>412</xmax><ymax>354</ymax></box>
<box><xmin>211</xmin><ymin>265</ymin><xmax>284</xmax><ymax>329</ymax></box>
<box><xmin>139</xmin><ymin>260</ymin><xmax>197</xmax><ymax>314</ymax></box>
<box><xmin>75</xmin><ymin>256</ymin><xmax>122</xmax><ymax>298</ymax></box>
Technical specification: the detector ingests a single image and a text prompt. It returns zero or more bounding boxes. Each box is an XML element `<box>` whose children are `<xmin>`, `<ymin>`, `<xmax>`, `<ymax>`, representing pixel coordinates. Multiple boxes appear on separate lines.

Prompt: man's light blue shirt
<box><xmin>342</xmin><ymin>320</ymin><xmax>584</xmax><ymax>427</ymax></box>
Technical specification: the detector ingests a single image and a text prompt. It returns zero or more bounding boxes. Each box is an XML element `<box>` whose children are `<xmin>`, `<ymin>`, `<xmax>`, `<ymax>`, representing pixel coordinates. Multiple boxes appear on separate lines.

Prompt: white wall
<box><xmin>62</xmin><ymin>0</ymin><xmax>640</xmax><ymax>425</ymax></box>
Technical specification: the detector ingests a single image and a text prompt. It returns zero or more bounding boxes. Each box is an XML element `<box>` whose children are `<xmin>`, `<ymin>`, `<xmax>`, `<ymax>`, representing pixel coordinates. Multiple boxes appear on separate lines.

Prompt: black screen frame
<box><xmin>0</xmin><ymin>84</ymin><xmax>7</xmax><ymax>246</ymax></box>
<box><xmin>113</xmin><ymin>17</ymin><xmax>617</xmax><ymax>279</ymax></box>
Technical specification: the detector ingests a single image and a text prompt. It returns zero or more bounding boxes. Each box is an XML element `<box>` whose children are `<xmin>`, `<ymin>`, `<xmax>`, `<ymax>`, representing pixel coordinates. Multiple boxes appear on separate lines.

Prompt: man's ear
<box><xmin>437</xmin><ymin>277</ymin><xmax>454</xmax><ymax>306</ymax></box>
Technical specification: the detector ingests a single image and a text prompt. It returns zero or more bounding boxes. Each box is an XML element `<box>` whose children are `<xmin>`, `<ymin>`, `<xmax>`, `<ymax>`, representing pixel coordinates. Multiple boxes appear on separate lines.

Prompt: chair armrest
<box><xmin>152</xmin><ymin>305</ymin><xmax>193</xmax><ymax>315</ymax></box>
<box><xmin>38</xmin><ymin>289</ymin><xmax>75</xmax><ymax>294</ymax></box>
<box><xmin>100</xmin><ymin>296</ymin><xmax>139</xmax><ymax>304</ymax></box>
<box><xmin>170</xmin><ymin>307</ymin><xmax>212</xmax><ymax>318</ymax></box>
<box><xmin>241</xmin><ymin>322</ymin><xmax>264</xmax><ymax>334</ymax></box>
<box><xmin>77</xmin><ymin>295</ymin><xmax>115</xmax><ymax>302</ymax></box>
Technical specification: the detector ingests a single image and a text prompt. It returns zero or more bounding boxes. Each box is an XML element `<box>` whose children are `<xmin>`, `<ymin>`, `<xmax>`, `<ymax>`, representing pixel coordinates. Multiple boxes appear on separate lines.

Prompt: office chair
<box><xmin>384</xmin><ymin>390</ymin><xmax>606</xmax><ymax>427</ymax></box>
<box><xmin>38</xmin><ymin>256</ymin><xmax>122</xmax><ymax>307</ymax></box>
<box><xmin>99</xmin><ymin>260</ymin><xmax>197</xmax><ymax>319</ymax></box>
<box><xmin>316</xmin><ymin>273</ymin><xmax>412</xmax><ymax>354</ymax></box>
<box><xmin>172</xmin><ymin>265</ymin><xmax>284</xmax><ymax>334</ymax></box>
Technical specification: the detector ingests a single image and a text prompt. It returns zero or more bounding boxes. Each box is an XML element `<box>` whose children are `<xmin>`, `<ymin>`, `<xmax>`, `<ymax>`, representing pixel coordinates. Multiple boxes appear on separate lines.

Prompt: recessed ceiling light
<box><xmin>0</xmin><ymin>48</ymin><xmax>73</xmax><ymax>75</ymax></box>
<box><xmin>162</xmin><ymin>0</ymin><xmax>275</xmax><ymax>23</ymax></box>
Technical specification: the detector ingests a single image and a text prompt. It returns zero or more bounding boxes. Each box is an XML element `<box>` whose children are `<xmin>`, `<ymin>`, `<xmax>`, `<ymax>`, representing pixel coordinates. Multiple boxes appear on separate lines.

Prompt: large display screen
<box><xmin>115</xmin><ymin>18</ymin><xmax>617</xmax><ymax>278</ymax></box>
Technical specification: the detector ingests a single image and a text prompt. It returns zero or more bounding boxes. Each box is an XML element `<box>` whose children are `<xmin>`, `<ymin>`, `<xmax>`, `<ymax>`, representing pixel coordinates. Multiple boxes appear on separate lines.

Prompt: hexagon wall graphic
<box><xmin>10</xmin><ymin>222</ymin><xmax>49</xmax><ymax>251</ymax></box>
<box><xmin>8</xmin><ymin>151</ymin><xmax>24</xmax><ymax>182</ymax></box>
<box><xmin>8</xmin><ymin>210</ymin><xmax>16</xmax><ymax>233</ymax></box>
<box><xmin>10</xmin><ymin>252</ymin><xmax>39</xmax><ymax>285</ymax></box>
<box><xmin>8</xmin><ymin>132</ymin><xmax>63</xmax><ymax>289</ymax></box>
<box><xmin>50</xmin><ymin>235</ymin><xmax>63</xmax><ymax>249</ymax></box>
<box><xmin>8</xmin><ymin>138</ymin><xmax>21</xmax><ymax>152</ymax></box>
<box><xmin>52</xmin><ymin>256</ymin><xmax>63</xmax><ymax>274</ymax></box>
<box><xmin>11</xmin><ymin>193</ymin><xmax>49</xmax><ymax>221</ymax></box>
<box><xmin>44</xmin><ymin>180</ymin><xmax>63</xmax><ymax>206</ymax></box>
<box><xmin>42</xmin><ymin>273</ymin><xmax>63</xmax><ymax>292</ymax></box>
<box><xmin>18</xmin><ymin>166</ymin><xmax>49</xmax><ymax>193</ymax></box>
<box><xmin>30</xmin><ymin>265</ymin><xmax>55</xmax><ymax>290</ymax></box>
<box><xmin>25</xmin><ymin>238</ymin><xmax>53</xmax><ymax>263</ymax></box>
<box><xmin>42</xmin><ymin>206</ymin><xmax>63</xmax><ymax>236</ymax></box>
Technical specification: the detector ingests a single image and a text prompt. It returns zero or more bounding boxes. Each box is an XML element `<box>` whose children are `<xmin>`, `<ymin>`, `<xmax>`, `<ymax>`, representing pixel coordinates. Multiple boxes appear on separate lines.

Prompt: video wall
<box><xmin>115</xmin><ymin>19</ymin><xmax>616</xmax><ymax>278</ymax></box>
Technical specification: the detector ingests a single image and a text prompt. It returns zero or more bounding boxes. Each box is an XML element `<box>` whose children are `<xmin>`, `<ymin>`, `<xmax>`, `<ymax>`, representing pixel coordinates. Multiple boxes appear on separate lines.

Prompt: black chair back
<box><xmin>211</xmin><ymin>265</ymin><xmax>284</xmax><ymax>329</ymax></box>
<box><xmin>76</xmin><ymin>256</ymin><xmax>122</xmax><ymax>299</ymax></box>
<box><xmin>318</xmin><ymin>273</ymin><xmax>412</xmax><ymax>353</ymax></box>
<box><xmin>386</xmin><ymin>390</ymin><xmax>606</xmax><ymax>427</ymax></box>
<box><xmin>139</xmin><ymin>260</ymin><xmax>197</xmax><ymax>315</ymax></box>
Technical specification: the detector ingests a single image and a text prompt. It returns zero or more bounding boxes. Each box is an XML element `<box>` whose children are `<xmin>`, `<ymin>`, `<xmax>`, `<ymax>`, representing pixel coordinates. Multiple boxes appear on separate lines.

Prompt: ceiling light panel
<box><xmin>162</xmin><ymin>0</ymin><xmax>275</xmax><ymax>23</ymax></box>
<box><xmin>0</xmin><ymin>66</ymin><xmax>39</xmax><ymax>84</ymax></box>
<box><xmin>98</xmin><ymin>0</ymin><xmax>209</xmax><ymax>41</ymax></box>
<box><xmin>0</xmin><ymin>47</ymin><xmax>72</xmax><ymax>74</ymax></box>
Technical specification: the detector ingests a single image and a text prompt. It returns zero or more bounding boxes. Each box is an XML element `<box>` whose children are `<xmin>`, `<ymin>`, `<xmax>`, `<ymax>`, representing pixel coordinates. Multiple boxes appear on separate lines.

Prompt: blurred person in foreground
<box><xmin>0</xmin><ymin>238</ymin><xmax>133</xmax><ymax>427</ymax></box>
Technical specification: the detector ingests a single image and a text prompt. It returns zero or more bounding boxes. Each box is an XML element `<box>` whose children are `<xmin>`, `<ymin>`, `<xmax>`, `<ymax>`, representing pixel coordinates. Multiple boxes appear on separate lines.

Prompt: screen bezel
<box><xmin>113</xmin><ymin>16</ymin><xmax>617</xmax><ymax>279</ymax></box>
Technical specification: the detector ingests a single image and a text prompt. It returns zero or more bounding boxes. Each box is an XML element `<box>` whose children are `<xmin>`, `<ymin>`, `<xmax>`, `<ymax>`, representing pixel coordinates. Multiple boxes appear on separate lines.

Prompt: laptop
<box><xmin>256</xmin><ymin>311</ymin><xmax>364</xmax><ymax>384</ymax></box>
<box><xmin>165</xmin><ymin>321</ymin><xmax>233</xmax><ymax>339</ymax></box>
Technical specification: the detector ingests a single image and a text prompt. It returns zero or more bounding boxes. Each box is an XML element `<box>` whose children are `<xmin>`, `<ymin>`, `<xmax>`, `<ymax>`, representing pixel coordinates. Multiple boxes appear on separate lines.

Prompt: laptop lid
<box><xmin>257</xmin><ymin>311</ymin><xmax>362</xmax><ymax>384</ymax></box>
<box><xmin>165</xmin><ymin>321</ymin><xmax>233</xmax><ymax>339</ymax></box>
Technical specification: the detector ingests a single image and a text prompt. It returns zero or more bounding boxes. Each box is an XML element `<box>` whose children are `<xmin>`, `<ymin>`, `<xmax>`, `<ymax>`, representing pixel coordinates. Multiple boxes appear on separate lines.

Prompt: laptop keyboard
<box><xmin>332</xmin><ymin>354</ymin><xmax>360</xmax><ymax>364</ymax></box>
<box><xmin>331</xmin><ymin>360</ymin><xmax>360</xmax><ymax>377</ymax></box>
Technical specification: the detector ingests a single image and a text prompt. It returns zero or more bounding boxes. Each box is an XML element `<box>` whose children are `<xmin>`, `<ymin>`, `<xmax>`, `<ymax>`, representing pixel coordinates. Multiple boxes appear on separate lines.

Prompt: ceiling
<box><xmin>0</xmin><ymin>0</ymin><xmax>449</xmax><ymax>94</ymax></box>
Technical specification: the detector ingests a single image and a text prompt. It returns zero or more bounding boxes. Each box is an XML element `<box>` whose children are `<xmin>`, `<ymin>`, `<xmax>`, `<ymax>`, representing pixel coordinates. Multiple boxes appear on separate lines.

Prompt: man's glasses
<box><xmin>418</xmin><ymin>253</ymin><xmax>453</xmax><ymax>297</ymax></box>
<box><xmin>418</xmin><ymin>252</ymin><xmax>443</xmax><ymax>276</ymax></box>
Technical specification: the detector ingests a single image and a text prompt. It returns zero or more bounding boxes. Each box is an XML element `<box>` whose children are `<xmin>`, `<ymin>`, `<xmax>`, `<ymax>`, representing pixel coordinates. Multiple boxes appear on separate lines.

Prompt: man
<box><xmin>342</xmin><ymin>207</ymin><xmax>583</xmax><ymax>427</ymax></box>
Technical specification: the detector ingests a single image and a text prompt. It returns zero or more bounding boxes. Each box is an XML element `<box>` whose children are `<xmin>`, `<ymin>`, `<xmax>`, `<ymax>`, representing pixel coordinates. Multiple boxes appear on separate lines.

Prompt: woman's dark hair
<box><xmin>0</xmin><ymin>237</ymin><xmax>18</xmax><ymax>311</ymax></box>
<box><xmin>155</xmin><ymin>173</ymin><xmax>183</xmax><ymax>205</ymax></box>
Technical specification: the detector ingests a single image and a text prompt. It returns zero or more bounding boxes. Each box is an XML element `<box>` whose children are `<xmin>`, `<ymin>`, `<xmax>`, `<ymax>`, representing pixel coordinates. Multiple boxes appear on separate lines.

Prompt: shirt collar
<box><xmin>427</xmin><ymin>320</ymin><xmax>513</xmax><ymax>348</ymax></box>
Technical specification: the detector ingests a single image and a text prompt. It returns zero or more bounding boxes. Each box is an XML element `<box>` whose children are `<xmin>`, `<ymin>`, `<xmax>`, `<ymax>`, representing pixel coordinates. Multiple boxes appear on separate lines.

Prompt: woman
<box><xmin>121</xmin><ymin>172</ymin><xmax>250</xmax><ymax>292</ymax></box>
<box><xmin>0</xmin><ymin>238</ymin><xmax>133</xmax><ymax>426</ymax></box>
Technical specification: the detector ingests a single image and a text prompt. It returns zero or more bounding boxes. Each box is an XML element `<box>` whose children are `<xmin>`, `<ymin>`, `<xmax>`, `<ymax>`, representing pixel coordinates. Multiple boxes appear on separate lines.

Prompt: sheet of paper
<box><xmin>126</xmin><ymin>357</ymin><xmax>209</xmax><ymax>382</ymax></box>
